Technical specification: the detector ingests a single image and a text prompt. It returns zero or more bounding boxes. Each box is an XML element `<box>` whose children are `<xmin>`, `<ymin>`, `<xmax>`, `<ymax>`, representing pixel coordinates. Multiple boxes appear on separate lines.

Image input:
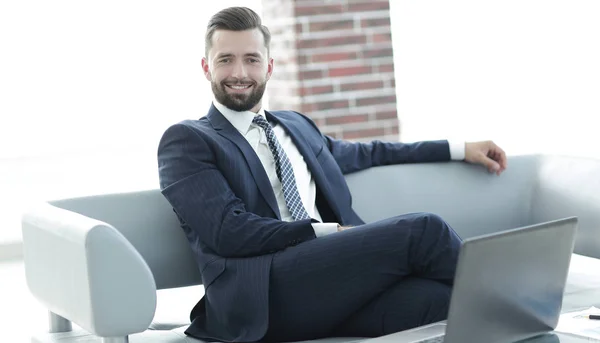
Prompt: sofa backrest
<box><xmin>345</xmin><ymin>155</ymin><xmax>541</xmax><ymax>239</ymax></box>
<box><xmin>531</xmin><ymin>155</ymin><xmax>600</xmax><ymax>259</ymax></box>
<box><xmin>49</xmin><ymin>154</ymin><xmax>600</xmax><ymax>291</ymax></box>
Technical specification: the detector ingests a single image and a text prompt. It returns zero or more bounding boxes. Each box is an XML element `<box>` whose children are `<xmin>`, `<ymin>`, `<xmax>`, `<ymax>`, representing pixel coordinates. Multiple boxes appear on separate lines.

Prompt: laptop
<box><xmin>367</xmin><ymin>217</ymin><xmax>579</xmax><ymax>343</ymax></box>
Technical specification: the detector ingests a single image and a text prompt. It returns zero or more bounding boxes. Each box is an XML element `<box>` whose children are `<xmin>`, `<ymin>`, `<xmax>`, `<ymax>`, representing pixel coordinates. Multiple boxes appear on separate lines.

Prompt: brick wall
<box><xmin>262</xmin><ymin>0</ymin><xmax>399</xmax><ymax>141</ymax></box>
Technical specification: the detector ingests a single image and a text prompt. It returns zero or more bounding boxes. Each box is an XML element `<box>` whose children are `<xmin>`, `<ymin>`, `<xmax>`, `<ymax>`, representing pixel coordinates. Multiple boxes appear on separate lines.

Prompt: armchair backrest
<box><xmin>50</xmin><ymin>190</ymin><xmax>201</xmax><ymax>290</ymax></box>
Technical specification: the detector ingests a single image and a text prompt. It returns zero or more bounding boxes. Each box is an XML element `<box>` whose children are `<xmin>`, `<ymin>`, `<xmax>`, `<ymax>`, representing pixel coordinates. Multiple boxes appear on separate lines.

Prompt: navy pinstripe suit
<box><xmin>157</xmin><ymin>105</ymin><xmax>462</xmax><ymax>342</ymax></box>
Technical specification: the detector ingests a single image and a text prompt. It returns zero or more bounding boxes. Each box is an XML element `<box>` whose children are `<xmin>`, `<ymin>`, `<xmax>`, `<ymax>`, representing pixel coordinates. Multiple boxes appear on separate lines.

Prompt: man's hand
<box><xmin>464</xmin><ymin>141</ymin><xmax>507</xmax><ymax>175</ymax></box>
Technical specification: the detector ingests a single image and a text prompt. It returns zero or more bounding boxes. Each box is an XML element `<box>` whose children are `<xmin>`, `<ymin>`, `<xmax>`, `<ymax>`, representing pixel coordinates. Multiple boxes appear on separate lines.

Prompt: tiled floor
<box><xmin>0</xmin><ymin>259</ymin><xmax>203</xmax><ymax>342</ymax></box>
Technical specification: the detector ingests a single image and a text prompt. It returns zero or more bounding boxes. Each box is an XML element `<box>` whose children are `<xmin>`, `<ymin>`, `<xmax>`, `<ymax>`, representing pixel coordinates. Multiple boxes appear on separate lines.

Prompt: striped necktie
<box><xmin>252</xmin><ymin>115</ymin><xmax>310</xmax><ymax>221</ymax></box>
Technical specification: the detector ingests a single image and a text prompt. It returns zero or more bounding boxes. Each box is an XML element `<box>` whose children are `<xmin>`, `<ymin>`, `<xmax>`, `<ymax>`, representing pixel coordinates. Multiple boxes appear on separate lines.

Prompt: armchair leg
<box><xmin>48</xmin><ymin>311</ymin><xmax>72</xmax><ymax>333</ymax></box>
<box><xmin>102</xmin><ymin>337</ymin><xmax>129</xmax><ymax>343</ymax></box>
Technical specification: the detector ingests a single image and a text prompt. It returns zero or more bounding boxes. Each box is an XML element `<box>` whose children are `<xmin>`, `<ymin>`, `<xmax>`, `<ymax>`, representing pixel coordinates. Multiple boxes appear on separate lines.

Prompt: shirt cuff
<box><xmin>312</xmin><ymin>223</ymin><xmax>339</xmax><ymax>237</ymax></box>
<box><xmin>448</xmin><ymin>140</ymin><xmax>465</xmax><ymax>161</ymax></box>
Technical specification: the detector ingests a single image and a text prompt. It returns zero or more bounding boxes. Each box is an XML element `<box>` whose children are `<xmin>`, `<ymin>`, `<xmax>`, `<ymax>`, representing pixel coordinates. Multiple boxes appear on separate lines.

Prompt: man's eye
<box><xmin>248</xmin><ymin>58</ymin><xmax>259</xmax><ymax>63</ymax></box>
<box><xmin>219</xmin><ymin>58</ymin><xmax>230</xmax><ymax>63</ymax></box>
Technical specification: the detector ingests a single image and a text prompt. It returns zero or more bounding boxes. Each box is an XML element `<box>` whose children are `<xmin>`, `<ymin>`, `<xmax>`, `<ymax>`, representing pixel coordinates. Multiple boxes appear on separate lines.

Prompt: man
<box><xmin>157</xmin><ymin>6</ymin><xmax>507</xmax><ymax>343</ymax></box>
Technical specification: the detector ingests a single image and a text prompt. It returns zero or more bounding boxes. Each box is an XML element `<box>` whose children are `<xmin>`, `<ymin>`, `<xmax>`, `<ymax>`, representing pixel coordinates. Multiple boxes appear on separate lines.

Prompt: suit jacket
<box><xmin>157</xmin><ymin>104</ymin><xmax>451</xmax><ymax>342</ymax></box>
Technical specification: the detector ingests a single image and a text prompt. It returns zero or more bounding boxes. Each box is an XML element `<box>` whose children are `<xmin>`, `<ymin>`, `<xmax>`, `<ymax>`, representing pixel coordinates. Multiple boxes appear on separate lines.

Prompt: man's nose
<box><xmin>231</xmin><ymin>61</ymin><xmax>247</xmax><ymax>79</ymax></box>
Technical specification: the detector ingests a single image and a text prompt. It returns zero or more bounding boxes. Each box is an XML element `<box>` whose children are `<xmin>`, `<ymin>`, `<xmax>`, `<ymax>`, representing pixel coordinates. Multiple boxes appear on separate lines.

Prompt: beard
<box><xmin>212</xmin><ymin>78</ymin><xmax>267</xmax><ymax>112</ymax></box>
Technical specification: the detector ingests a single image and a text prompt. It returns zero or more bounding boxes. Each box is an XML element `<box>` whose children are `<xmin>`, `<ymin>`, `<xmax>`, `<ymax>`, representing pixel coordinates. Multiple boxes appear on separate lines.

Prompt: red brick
<box><xmin>312</xmin><ymin>100</ymin><xmax>350</xmax><ymax>111</ymax></box>
<box><xmin>264</xmin><ymin>0</ymin><xmax>397</xmax><ymax>141</ymax></box>
<box><xmin>371</xmin><ymin>33</ymin><xmax>392</xmax><ymax>43</ymax></box>
<box><xmin>309</xmin><ymin>19</ymin><xmax>354</xmax><ymax>32</ymax></box>
<box><xmin>325</xmin><ymin>114</ymin><xmax>369</xmax><ymax>125</ymax></box>
<box><xmin>340</xmin><ymin>80</ymin><xmax>384</xmax><ymax>92</ymax></box>
<box><xmin>297</xmin><ymin>34</ymin><xmax>367</xmax><ymax>49</ymax></box>
<box><xmin>300</xmin><ymin>69</ymin><xmax>324</xmax><ymax>80</ymax></box>
<box><xmin>312</xmin><ymin>51</ymin><xmax>358</xmax><ymax>63</ymax></box>
<box><xmin>300</xmin><ymin>85</ymin><xmax>335</xmax><ymax>96</ymax></box>
<box><xmin>298</xmin><ymin>54</ymin><xmax>310</xmax><ymax>65</ymax></box>
<box><xmin>328</xmin><ymin>66</ymin><xmax>372</xmax><ymax>78</ymax></box>
<box><xmin>301</xmin><ymin>103</ymin><xmax>316</xmax><ymax>112</ymax></box>
<box><xmin>348</xmin><ymin>1</ymin><xmax>389</xmax><ymax>12</ymax></box>
<box><xmin>361</xmin><ymin>17</ymin><xmax>390</xmax><ymax>28</ymax></box>
<box><xmin>375</xmin><ymin>110</ymin><xmax>398</xmax><ymax>120</ymax></box>
<box><xmin>296</xmin><ymin>4</ymin><xmax>344</xmax><ymax>17</ymax></box>
<box><xmin>357</xmin><ymin>95</ymin><xmax>396</xmax><ymax>106</ymax></box>
<box><xmin>344</xmin><ymin>127</ymin><xmax>386</xmax><ymax>140</ymax></box>
<box><xmin>379</xmin><ymin>64</ymin><xmax>395</xmax><ymax>73</ymax></box>
<box><xmin>363</xmin><ymin>47</ymin><xmax>394</xmax><ymax>58</ymax></box>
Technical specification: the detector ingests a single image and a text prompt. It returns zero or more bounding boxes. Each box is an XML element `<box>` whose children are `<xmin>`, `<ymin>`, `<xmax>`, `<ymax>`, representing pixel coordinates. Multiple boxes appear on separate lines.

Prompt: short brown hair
<box><xmin>205</xmin><ymin>7</ymin><xmax>271</xmax><ymax>57</ymax></box>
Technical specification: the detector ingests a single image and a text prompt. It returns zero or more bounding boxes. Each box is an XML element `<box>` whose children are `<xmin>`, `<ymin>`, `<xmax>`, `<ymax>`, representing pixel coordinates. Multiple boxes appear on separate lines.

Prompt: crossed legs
<box><xmin>262</xmin><ymin>212</ymin><xmax>462</xmax><ymax>342</ymax></box>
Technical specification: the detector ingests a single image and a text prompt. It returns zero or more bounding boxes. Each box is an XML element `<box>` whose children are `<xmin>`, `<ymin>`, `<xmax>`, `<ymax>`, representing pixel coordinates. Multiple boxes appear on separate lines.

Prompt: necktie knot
<box><xmin>252</xmin><ymin>115</ymin><xmax>270</xmax><ymax>129</ymax></box>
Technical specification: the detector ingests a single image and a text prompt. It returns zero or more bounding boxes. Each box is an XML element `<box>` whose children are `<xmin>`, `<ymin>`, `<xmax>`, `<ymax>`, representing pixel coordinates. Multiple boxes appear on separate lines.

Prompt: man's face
<box><xmin>202</xmin><ymin>28</ymin><xmax>273</xmax><ymax>113</ymax></box>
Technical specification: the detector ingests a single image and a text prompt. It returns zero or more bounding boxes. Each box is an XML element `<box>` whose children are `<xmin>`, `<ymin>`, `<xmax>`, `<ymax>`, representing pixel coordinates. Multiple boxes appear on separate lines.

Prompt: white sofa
<box><xmin>21</xmin><ymin>154</ymin><xmax>600</xmax><ymax>343</ymax></box>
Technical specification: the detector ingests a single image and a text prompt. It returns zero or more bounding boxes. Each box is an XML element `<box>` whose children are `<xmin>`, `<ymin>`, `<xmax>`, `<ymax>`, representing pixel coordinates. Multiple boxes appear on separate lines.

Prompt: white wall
<box><xmin>0</xmin><ymin>0</ymin><xmax>261</xmax><ymax>159</ymax></box>
<box><xmin>390</xmin><ymin>0</ymin><xmax>600</xmax><ymax>157</ymax></box>
<box><xmin>0</xmin><ymin>1</ymin><xmax>261</xmax><ymax>243</ymax></box>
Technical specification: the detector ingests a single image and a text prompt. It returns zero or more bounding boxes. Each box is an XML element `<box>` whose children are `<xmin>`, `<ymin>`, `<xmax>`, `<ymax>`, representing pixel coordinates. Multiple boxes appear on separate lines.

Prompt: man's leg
<box><xmin>332</xmin><ymin>277</ymin><xmax>452</xmax><ymax>337</ymax></box>
<box><xmin>262</xmin><ymin>212</ymin><xmax>461</xmax><ymax>342</ymax></box>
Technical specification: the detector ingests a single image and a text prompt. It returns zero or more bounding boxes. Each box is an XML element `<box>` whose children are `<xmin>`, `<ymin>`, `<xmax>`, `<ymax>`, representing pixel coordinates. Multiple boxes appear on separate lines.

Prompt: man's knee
<box><xmin>404</xmin><ymin>212</ymin><xmax>450</xmax><ymax>234</ymax></box>
<box><xmin>396</xmin><ymin>212</ymin><xmax>461</xmax><ymax>250</ymax></box>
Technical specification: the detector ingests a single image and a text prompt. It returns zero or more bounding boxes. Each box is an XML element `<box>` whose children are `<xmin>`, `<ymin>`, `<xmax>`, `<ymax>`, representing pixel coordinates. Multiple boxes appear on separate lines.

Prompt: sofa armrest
<box><xmin>21</xmin><ymin>202</ymin><xmax>157</xmax><ymax>337</ymax></box>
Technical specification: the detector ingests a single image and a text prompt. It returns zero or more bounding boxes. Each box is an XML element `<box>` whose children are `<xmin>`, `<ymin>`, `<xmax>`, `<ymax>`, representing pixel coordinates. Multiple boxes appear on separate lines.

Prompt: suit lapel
<box><xmin>267</xmin><ymin>111</ymin><xmax>342</xmax><ymax>221</ymax></box>
<box><xmin>206</xmin><ymin>105</ymin><xmax>281</xmax><ymax>219</ymax></box>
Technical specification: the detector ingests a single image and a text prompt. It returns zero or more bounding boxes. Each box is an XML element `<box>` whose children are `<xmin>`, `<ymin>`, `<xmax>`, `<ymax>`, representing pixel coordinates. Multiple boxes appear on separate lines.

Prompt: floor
<box><xmin>0</xmin><ymin>259</ymin><xmax>47</xmax><ymax>342</ymax></box>
<box><xmin>0</xmin><ymin>259</ymin><xmax>203</xmax><ymax>342</ymax></box>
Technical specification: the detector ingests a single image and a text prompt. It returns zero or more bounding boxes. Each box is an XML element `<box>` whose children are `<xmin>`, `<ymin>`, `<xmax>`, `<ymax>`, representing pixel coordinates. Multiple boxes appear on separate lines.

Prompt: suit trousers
<box><xmin>262</xmin><ymin>212</ymin><xmax>462</xmax><ymax>342</ymax></box>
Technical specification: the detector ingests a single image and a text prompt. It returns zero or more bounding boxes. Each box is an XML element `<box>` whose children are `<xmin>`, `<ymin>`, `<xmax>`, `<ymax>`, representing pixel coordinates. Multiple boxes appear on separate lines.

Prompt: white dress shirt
<box><xmin>214</xmin><ymin>100</ymin><xmax>465</xmax><ymax>237</ymax></box>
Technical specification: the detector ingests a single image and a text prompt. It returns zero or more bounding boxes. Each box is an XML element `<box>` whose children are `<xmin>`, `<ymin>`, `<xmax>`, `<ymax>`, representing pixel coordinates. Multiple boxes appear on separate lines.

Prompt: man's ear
<box><xmin>201</xmin><ymin>57</ymin><xmax>212</xmax><ymax>81</ymax></box>
<box><xmin>266</xmin><ymin>57</ymin><xmax>274</xmax><ymax>81</ymax></box>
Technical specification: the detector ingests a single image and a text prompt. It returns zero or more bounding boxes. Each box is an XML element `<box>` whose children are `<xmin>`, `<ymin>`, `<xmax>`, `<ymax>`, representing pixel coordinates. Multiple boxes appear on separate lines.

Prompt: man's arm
<box><xmin>158</xmin><ymin>123</ymin><xmax>316</xmax><ymax>258</ymax></box>
<box><xmin>324</xmin><ymin>135</ymin><xmax>451</xmax><ymax>175</ymax></box>
<box><xmin>293</xmin><ymin>111</ymin><xmax>451</xmax><ymax>175</ymax></box>
<box><xmin>296</xmin><ymin>111</ymin><xmax>507</xmax><ymax>175</ymax></box>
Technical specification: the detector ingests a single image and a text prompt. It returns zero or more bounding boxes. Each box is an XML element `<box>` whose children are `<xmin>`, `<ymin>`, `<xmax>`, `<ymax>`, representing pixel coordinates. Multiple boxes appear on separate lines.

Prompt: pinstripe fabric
<box><xmin>263</xmin><ymin>213</ymin><xmax>461</xmax><ymax>342</ymax></box>
<box><xmin>157</xmin><ymin>105</ymin><xmax>454</xmax><ymax>342</ymax></box>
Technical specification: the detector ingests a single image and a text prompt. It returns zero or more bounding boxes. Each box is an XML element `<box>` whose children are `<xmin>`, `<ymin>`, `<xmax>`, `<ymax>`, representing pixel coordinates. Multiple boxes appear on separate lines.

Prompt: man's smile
<box><xmin>225</xmin><ymin>83</ymin><xmax>253</xmax><ymax>93</ymax></box>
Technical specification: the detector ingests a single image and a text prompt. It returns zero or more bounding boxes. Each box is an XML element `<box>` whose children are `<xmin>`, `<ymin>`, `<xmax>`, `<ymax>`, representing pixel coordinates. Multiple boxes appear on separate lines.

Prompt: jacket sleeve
<box><xmin>157</xmin><ymin>123</ymin><xmax>317</xmax><ymax>258</ymax></box>
<box><xmin>324</xmin><ymin>136</ymin><xmax>452</xmax><ymax>174</ymax></box>
<box><xmin>295</xmin><ymin>111</ymin><xmax>452</xmax><ymax>175</ymax></box>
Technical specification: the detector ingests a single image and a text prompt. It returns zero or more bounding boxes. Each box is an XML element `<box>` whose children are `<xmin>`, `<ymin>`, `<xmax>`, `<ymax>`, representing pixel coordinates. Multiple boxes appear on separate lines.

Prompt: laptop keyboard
<box><xmin>413</xmin><ymin>334</ymin><xmax>445</xmax><ymax>343</ymax></box>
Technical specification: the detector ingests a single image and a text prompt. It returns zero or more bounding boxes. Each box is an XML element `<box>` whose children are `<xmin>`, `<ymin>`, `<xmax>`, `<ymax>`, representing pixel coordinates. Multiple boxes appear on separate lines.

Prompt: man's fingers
<box><xmin>487</xmin><ymin>142</ymin><xmax>507</xmax><ymax>172</ymax></box>
<box><xmin>498</xmin><ymin>148</ymin><xmax>508</xmax><ymax>170</ymax></box>
<box><xmin>481</xmin><ymin>153</ymin><xmax>501</xmax><ymax>173</ymax></box>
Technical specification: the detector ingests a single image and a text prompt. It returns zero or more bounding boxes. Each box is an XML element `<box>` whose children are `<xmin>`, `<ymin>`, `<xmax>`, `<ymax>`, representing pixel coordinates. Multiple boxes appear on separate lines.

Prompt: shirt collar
<box><xmin>213</xmin><ymin>100</ymin><xmax>267</xmax><ymax>136</ymax></box>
